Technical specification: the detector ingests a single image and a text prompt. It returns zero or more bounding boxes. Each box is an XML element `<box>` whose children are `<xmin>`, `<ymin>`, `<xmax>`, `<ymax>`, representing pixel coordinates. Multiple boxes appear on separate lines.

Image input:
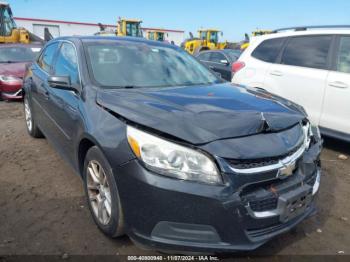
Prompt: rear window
<box><xmin>209</xmin><ymin>52</ymin><xmax>226</xmax><ymax>63</ymax></box>
<box><xmin>281</xmin><ymin>36</ymin><xmax>332</xmax><ymax>70</ymax></box>
<box><xmin>196</xmin><ymin>52</ymin><xmax>211</xmax><ymax>61</ymax></box>
<box><xmin>251</xmin><ymin>37</ymin><xmax>285</xmax><ymax>63</ymax></box>
<box><xmin>224</xmin><ymin>50</ymin><xmax>241</xmax><ymax>61</ymax></box>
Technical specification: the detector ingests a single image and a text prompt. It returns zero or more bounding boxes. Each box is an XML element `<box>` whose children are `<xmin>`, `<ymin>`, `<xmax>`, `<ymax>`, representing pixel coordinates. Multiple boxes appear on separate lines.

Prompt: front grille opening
<box><xmin>226</xmin><ymin>144</ymin><xmax>302</xmax><ymax>170</ymax></box>
<box><xmin>249</xmin><ymin>197</ymin><xmax>278</xmax><ymax>212</ymax></box>
<box><xmin>240</xmin><ymin>168</ymin><xmax>310</xmax><ymax>213</ymax></box>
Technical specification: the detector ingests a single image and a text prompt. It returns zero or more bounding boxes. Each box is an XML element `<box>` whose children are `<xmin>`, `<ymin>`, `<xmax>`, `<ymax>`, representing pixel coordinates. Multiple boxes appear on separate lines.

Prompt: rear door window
<box><xmin>251</xmin><ymin>37</ymin><xmax>286</xmax><ymax>63</ymax></box>
<box><xmin>336</xmin><ymin>36</ymin><xmax>350</xmax><ymax>74</ymax></box>
<box><xmin>281</xmin><ymin>35</ymin><xmax>332</xmax><ymax>70</ymax></box>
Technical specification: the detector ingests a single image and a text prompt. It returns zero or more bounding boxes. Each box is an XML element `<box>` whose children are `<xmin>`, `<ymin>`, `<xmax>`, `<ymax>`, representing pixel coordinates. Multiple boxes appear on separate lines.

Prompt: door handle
<box><xmin>329</xmin><ymin>81</ymin><xmax>348</xmax><ymax>89</ymax></box>
<box><xmin>270</xmin><ymin>70</ymin><xmax>283</xmax><ymax>76</ymax></box>
<box><xmin>209</xmin><ymin>65</ymin><xmax>214</xmax><ymax>69</ymax></box>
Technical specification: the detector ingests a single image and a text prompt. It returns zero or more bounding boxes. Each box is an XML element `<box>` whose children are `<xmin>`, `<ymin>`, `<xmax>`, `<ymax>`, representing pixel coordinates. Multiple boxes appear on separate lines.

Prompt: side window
<box><xmin>210</xmin><ymin>52</ymin><xmax>226</xmax><ymax>63</ymax></box>
<box><xmin>38</xmin><ymin>43</ymin><xmax>59</xmax><ymax>73</ymax></box>
<box><xmin>53</xmin><ymin>43</ymin><xmax>80</xmax><ymax>86</ymax></box>
<box><xmin>281</xmin><ymin>36</ymin><xmax>332</xmax><ymax>70</ymax></box>
<box><xmin>197</xmin><ymin>52</ymin><xmax>211</xmax><ymax>61</ymax></box>
<box><xmin>252</xmin><ymin>37</ymin><xmax>286</xmax><ymax>63</ymax></box>
<box><xmin>337</xmin><ymin>36</ymin><xmax>350</xmax><ymax>74</ymax></box>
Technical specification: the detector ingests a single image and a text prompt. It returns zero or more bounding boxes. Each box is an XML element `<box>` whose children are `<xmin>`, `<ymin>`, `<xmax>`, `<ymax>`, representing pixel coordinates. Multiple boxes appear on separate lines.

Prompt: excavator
<box><xmin>116</xmin><ymin>18</ymin><xmax>143</xmax><ymax>37</ymax></box>
<box><xmin>0</xmin><ymin>2</ymin><xmax>44</xmax><ymax>44</ymax></box>
<box><xmin>181</xmin><ymin>29</ymin><xmax>234</xmax><ymax>55</ymax></box>
<box><xmin>147</xmin><ymin>30</ymin><xmax>166</xmax><ymax>42</ymax></box>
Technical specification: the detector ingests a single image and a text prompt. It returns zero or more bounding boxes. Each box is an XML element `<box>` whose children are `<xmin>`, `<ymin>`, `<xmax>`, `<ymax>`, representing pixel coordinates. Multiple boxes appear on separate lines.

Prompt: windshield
<box><xmin>157</xmin><ymin>32</ymin><xmax>165</xmax><ymax>41</ymax></box>
<box><xmin>0</xmin><ymin>46</ymin><xmax>41</xmax><ymax>63</ymax></box>
<box><xmin>200</xmin><ymin>31</ymin><xmax>207</xmax><ymax>40</ymax></box>
<box><xmin>2</xmin><ymin>7</ymin><xmax>17</xmax><ymax>36</ymax></box>
<box><xmin>209</xmin><ymin>31</ymin><xmax>219</xmax><ymax>43</ymax></box>
<box><xmin>126</xmin><ymin>22</ymin><xmax>142</xmax><ymax>37</ymax></box>
<box><xmin>85</xmin><ymin>41</ymin><xmax>221</xmax><ymax>88</ymax></box>
<box><xmin>148</xmin><ymin>32</ymin><xmax>155</xmax><ymax>40</ymax></box>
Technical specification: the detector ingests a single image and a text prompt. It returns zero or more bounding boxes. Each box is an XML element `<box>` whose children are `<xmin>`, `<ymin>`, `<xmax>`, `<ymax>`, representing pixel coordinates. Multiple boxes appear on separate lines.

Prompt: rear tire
<box><xmin>24</xmin><ymin>95</ymin><xmax>43</xmax><ymax>138</ymax></box>
<box><xmin>83</xmin><ymin>146</ymin><xmax>125</xmax><ymax>238</ymax></box>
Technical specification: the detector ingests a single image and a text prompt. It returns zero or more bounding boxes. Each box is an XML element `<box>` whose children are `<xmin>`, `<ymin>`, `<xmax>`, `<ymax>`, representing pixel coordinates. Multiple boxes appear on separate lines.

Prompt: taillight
<box><xmin>232</xmin><ymin>61</ymin><xmax>245</xmax><ymax>73</ymax></box>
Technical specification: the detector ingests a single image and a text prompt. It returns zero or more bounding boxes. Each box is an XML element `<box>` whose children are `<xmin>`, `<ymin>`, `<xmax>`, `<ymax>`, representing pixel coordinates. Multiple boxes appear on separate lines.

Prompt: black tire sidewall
<box><xmin>83</xmin><ymin>146</ymin><xmax>124</xmax><ymax>237</ymax></box>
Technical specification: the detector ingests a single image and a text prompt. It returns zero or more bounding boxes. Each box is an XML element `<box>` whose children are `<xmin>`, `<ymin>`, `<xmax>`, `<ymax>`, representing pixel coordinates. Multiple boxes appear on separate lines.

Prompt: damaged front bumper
<box><xmin>113</xmin><ymin>130</ymin><xmax>322</xmax><ymax>253</ymax></box>
<box><xmin>1</xmin><ymin>89</ymin><xmax>23</xmax><ymax>100</ymax></box>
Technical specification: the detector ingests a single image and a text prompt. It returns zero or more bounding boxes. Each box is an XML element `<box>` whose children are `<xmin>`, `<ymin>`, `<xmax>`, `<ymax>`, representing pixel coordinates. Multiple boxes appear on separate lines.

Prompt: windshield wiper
<box><xmin>0</xmin><ymin>61</ymin><xmax>16</xmax><ymax>63</ymax></box>
<box><xmin>106</xmin><ymin>85</ymin><xmax>139</xmax><ymax>89</ymax></box>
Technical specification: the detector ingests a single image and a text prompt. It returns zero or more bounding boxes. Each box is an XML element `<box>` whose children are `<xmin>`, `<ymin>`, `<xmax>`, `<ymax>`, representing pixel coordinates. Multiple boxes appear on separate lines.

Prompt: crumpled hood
<box><xmin>0</xmin><ymin>62</ymin><xmax>28</xmax><ymax>78</ymax></box>
<box><xmin>96</xmin><ymin>83</ymin><xmax>306</xmax><ymax>144</ymax></box>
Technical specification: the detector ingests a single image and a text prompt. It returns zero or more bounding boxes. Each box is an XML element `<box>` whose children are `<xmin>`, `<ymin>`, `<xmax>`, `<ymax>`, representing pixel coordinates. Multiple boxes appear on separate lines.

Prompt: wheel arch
<box><xmin>77</xmin><ymin>135</ymin><xmax>98</xmax><ymax>177</ymax></box>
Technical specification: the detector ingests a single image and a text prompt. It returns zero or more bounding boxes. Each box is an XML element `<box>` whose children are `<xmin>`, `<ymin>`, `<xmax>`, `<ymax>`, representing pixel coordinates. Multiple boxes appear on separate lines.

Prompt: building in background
<box><xmin>14</xmin><ymin>17</ymin><xmax>185</xmax><ymax>45</ymax></box>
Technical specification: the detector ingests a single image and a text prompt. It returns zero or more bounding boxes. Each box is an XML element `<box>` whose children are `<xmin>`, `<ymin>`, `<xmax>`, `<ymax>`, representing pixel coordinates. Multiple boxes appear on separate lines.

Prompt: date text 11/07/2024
<box><xmin>127</xmin><ymin>256</ymin><xmax>220</xmax><ymax>261</ymax></box>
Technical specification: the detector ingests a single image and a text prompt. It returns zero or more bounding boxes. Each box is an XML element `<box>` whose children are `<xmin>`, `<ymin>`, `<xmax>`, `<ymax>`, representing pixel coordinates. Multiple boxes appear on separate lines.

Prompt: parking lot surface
<box><xmin>0</xmin><ymin>101</ymin><xmax>349</xmax><ymax>256</ymax></box>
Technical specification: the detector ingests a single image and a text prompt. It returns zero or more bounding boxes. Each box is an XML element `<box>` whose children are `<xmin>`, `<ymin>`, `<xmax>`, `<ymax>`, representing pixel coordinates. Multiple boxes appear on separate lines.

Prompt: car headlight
<box><xmin>0</xmin><ymin>75</ymin><xmax>22</xmax><ymax>83</ymax></box>
<box><xmin>126</xmin><ymin>126</ymin><xmax>222</xmax><ymax>185</ymax></box>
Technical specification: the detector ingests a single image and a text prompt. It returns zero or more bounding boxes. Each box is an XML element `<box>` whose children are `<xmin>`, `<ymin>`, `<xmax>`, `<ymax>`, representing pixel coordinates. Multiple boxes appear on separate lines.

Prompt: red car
<box><xmin>0</xmin><ymin>43</ymin><xmax>42</xmax><ymax>100</ymax></box>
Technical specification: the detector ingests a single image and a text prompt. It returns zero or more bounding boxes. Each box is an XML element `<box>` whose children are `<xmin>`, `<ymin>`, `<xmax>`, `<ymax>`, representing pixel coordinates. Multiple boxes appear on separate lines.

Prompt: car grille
<box><xmin>243</xmin><ymin>170</ymin><xmax>318</xmax><ymax>213</ymax></box>
<box><xmin>249</xmin><ymin>197</ymin><xmax>278</xmax><ymax>212</ymax></box>
<box><xmin>226</xmin><ymin>144</ymin><xmax>302</xmax><ymax>170</ymax></box>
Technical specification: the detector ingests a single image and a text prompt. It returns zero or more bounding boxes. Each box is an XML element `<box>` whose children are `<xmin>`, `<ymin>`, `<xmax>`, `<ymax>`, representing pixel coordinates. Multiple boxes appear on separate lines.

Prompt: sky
<box><xmin>7</xmin><ymin>0</ymin><xmax>350</xmax><ymax>42</ymax></box>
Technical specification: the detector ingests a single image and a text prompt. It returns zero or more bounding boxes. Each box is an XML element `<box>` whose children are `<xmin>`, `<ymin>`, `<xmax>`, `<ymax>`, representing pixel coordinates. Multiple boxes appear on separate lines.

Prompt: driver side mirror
<box><xmin>47</xmin><ymin>76</ymin><xmax>76</xmax><ymax>92</ymax></box>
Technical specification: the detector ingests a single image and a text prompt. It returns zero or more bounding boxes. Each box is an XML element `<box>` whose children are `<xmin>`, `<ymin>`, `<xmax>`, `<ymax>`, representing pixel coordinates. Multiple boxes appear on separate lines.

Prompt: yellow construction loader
<box><xmin>0</xmin><ymin>2</ymin><xmax>45</xmax><ymax>44</ymax></box>
<box><xmin>181</xmin><ymin>29</ymin><xmax>232</xmax><ymax>55</ymax></box>
<box><xmin>147</xmin><ymin>30</ymin><xmax>166</xmax><ymax>41</ymax></box>
<box><xmin>116</xmin><ymin>18</ymin><xmax>143</xmax><ymax>37</ymax></box>
<box><xmin>240</xmin><ymin>29</ymin><xmax>272</xmax><ymax>50</ymax></box>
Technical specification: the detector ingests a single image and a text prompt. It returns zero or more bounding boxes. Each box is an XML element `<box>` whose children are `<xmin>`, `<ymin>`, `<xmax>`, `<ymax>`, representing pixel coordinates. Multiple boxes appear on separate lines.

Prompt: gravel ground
<box><xmin>0</xmin><ymin>101</ymin><xmax>349</xmax><ymax>258</ymax></box>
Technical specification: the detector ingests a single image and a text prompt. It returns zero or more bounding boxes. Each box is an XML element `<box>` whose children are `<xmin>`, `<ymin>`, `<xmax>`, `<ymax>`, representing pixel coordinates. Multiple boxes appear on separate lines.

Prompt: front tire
<box><xmin>24</xmin><ymin>95</ymin><xmax>43</xmax><ymax>138</ymax></box>
<box><xmin>83</xmin><ymin>146</ymin><xmax>125</xmax><ymax>238</ymax></box>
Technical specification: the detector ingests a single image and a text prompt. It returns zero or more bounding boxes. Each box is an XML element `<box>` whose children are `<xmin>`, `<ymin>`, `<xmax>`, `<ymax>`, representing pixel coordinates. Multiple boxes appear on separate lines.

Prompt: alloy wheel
<box><xmin>87</xmin><ymin>160</ymin><xmax>112</xmax><ymax>225</ymax></box>
<box><xmin>24</xmin><ymin>98</ymin><xmax>32</xmax><ymax>132</ymax></box>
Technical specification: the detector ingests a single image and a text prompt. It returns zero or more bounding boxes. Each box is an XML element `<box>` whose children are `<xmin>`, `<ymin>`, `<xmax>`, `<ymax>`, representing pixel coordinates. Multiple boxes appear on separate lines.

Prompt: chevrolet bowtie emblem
<box><xmin>277</xmin><ymin>161</ymin><xmax>296</xmax><ymax>179</ymax></box>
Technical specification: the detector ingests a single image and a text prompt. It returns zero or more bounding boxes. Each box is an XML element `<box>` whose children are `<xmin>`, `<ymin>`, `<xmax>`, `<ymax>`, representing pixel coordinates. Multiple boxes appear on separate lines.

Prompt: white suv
<box><xmin>232</xmin><ymin>26</ymin><xmax>350</xmax><ymax>141</ymax></box>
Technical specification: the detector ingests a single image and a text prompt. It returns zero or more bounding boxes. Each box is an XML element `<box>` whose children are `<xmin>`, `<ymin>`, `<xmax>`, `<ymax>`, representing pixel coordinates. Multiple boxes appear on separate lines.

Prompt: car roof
<box><xmin>52</xmin><ymin>36</ymin><xmax>177</xmax><ymax>49</ymax></box>
<box><xmin>252</xmin><ymin>28</ymin><xmax>350</xmax><ymax>43</ymax></box>
<box><xmin>197</xmin><ymin>49</ymin><xmax>240</xmax><ymax>54</ymax></box>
